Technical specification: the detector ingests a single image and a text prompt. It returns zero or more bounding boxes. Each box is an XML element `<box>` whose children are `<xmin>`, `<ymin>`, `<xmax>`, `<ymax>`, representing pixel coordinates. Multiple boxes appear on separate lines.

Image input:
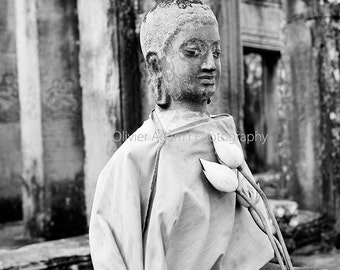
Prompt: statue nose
<box><xmin>201</xmin><ymin>51</ymin><xmax>216</xmax><ymax>71</ymax></box>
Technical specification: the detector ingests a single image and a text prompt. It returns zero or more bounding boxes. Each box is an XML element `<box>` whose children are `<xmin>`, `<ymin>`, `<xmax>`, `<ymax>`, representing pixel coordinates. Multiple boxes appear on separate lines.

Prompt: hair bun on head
<box><xmin>140</xmin><ymin>0</ymin><xmax>218</xmax><ymax>59</ymax></box>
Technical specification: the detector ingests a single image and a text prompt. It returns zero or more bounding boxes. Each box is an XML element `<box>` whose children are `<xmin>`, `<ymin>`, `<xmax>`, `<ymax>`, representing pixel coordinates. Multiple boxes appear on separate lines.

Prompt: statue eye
<box><xmin>184</xmin><ymin>48</ymin><xmax>200</xmax><ymax>57</ymax></box>
<box><xmin>213</xmin><ymin>49</ymin><xmax>221</xmax><ymax>58</ymax></box>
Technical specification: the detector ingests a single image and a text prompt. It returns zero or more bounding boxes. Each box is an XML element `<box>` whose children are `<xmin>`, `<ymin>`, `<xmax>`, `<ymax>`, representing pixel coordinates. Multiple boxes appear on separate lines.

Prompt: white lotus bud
<box><xmin>236</xmin><ymin>184</ymin><xmax>260</xmax><ymax>208</ymax></box>
<box><xmin>200</xmin><ymin>159</ymin><xmax>238</xmax><ymax>193</ymax></box>
<box><xmin>210</xmin><ymin>132</ymin><xmax>244</xmax><ymax>169</ymax></box>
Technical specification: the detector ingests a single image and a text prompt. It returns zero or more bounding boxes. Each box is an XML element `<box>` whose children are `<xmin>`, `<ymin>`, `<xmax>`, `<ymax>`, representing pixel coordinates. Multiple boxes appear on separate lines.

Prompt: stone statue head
<box><xmin>140</xmin><ymin>0</ymin><xmax>221</xmax><ymax>109</ymax></box>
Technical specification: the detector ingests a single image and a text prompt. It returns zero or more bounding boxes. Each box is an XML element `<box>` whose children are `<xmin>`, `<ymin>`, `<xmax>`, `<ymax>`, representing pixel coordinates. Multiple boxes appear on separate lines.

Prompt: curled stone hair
<box><xmin>140</xmin><ymin>0</ymin><xmax>218</xmax><ymax>59</ymax></box>
<box><xmin>154</xmin><ymin>0</ymin><xmax>204</xmax><ymax>10</ymax></box>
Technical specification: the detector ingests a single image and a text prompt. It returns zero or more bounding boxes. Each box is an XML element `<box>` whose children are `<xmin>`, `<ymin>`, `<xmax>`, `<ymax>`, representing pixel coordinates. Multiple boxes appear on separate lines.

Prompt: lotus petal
<box><xmin>236</xmin><ymin>193</ymin><xmax>251</xmax><ymax>208</ymax></box>
<box><xmin>236</xmin><ymin>183</ymin><xmax>260</xmax><ymax>208</ymax></box>
<box><xmin>210</xmin><ymin>132</ymin><xmax>244</xmax><ymax>169</ymax></box>
<box><xmin>200</xmin><ymin>159</ymin><xmax>238</xmax><ymax>193</ymax></box>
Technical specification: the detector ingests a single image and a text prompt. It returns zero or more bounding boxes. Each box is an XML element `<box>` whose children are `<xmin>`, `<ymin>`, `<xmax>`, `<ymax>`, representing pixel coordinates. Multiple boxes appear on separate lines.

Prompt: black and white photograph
<box><xmin>0</xmin><ymin>0</ymin><xmax>339</xmax><ymax>269</ymax></box>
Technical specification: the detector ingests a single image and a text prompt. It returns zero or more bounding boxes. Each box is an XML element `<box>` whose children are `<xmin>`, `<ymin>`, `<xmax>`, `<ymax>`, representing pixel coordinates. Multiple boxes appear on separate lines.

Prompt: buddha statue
<box><xmin>89</xmin><ymin>1</ymin><xmax>274</xmax><ymax>269</ymax></box>
<box><xmin>140</xmin><ymin>0</ymin><xmax>220</xmax><ymax>131</ymax></box>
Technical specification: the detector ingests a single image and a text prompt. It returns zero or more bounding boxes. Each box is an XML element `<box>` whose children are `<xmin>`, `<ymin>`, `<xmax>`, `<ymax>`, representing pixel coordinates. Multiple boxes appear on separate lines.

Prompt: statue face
<box><xmin>161</xmin><ymin>22</ymin><xmax>221</xmax><ymax>104</ymax></box>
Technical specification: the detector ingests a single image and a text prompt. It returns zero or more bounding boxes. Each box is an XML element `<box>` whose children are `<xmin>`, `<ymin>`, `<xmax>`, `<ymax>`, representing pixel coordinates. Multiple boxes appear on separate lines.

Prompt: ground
<box><xmin>0</xmin><ymin>221</ymin><xmax>339</xmax><ymax>269</ymax></box>
<box><xmin>293</xmin><ymin>252</ymin><xmax>340</xmax><ymax>270</ymax></box>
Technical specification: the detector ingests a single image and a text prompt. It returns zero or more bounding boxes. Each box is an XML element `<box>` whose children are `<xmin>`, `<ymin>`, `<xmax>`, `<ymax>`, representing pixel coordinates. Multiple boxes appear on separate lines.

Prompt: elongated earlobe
<box><xmin>146</xmin><ymin>52</ymin><xmax>171</xmax><ymax>108</ymax></box>
<box><xmin>154</xmin><ymin>76</ymin><xmax>171</xmax><ymax>108</ymax></box>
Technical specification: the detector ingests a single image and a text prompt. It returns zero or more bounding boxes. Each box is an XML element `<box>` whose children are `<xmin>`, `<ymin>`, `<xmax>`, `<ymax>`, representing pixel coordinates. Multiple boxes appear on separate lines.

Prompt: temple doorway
<box><xmin>243</xmin><ymin>50</ymin><xmax>281</xmax><ymax>174</ymax></box>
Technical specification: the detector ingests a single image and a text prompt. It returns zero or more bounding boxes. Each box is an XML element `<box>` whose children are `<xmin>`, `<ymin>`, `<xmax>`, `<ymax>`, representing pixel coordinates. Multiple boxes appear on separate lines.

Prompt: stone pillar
<box><xmin>78</xmin><ymin>0</ymin><xmax>140</xmax><ymax>218</ymax></box>
<box><xmin>0</xmin><ymin>0</ymin><xmax>22</xmax><ymax>222</ymax></box>
<box><xmin>15</xmin><ymin>0</ymin><xmax>86</xmax><ymax>239</ymax></box>
<box><xmin>283</xmin><ymin>0</ymin><xmax>340</xmax><ymax>228</ymax></box>
<box><xmin>283</xmin><ymin>0</ymin><xmax>322</xmax><ymax>211</ymax></box>
<box><xmin>208</xmin><ymin>0</ymin><xmax>244</xmax><ymax>131</ymax></box>
<box><xmin>136</xmin><ymin>0</ymin><xmax>156</xmax><ymax>121</ymax></box>
<box><xmin>117</xmin><ymin>0</ymin><xmax>141</xmax><ymax>133</ymax></box>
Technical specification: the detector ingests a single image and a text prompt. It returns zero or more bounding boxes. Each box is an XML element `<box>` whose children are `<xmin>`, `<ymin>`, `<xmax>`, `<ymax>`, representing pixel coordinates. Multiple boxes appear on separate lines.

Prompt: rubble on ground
<box><xmin>268</xmin><ymin>200</ymin><xmax>336</xmax><ymax>254</ymax></box>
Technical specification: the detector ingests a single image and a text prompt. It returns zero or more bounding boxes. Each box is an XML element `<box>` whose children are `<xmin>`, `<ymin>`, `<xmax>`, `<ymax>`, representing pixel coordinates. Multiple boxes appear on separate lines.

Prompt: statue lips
<box><xmin>197</xmin><ymin>74</ymin><xmax>216</xmax><ymax>85</ymax></box>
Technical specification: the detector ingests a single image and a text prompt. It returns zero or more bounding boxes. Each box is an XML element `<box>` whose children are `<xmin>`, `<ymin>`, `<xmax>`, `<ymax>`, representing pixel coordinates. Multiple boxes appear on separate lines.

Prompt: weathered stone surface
<box><xmin>15</xmin><ymin>0</ymin><xmax>87</xmax><ymax>238</ymax></box>
<box><xmin>279</xmin><ymin>210</ymin><xmax>335</xmax><ymax>253</ymax></box>
<box><xmin>0</xmin><ymin>235</ymin><xmax>92</xmax><ymax>270</ymax></box>
<box><xmin>282</xmin><ymin>2</ymin><xmax>340</xmax><ymax>242</ymax></box>
<box><xmin>241</xmin><ymin>0</ymin><xmax>284</xmax><ymax>52</ymax></box>
<box><xmin>293</xmin><ymin>251</ymin><xmax>340</xmax><ymax>270</ymax></box>
<box><xmin>282</xmin><ymin>1</ymin><xmax>322</xmax><ymax>212</ymax></box>
<box><xmin>37</xmin><ymin>0</ymin><xmax>87</xmax><ymax>239</ymax></box>
<box><xmin>136</xmin><ymin>1</ymin><xmax>155</xmax><ymax>121</ymax></box>
<box><xmin>0</xmin><ymin>222</ymin><xmax>37</xmax><ymax>251</ymax></box>
<box><xmin>0</xmin><ymin>0</ymin><xmax>22</xmax><ymax>223</ymax></box>
<box><xmin>117</xmin><ymin>0</ymin><xmax>141</xmax><ymax>134</ymax></box>
<box><xmin>0</xmin><ymin>233</ymin><xmax>331</xmax><ymax>270</ymax></box>
<box><xmin>77</xmin><ymin>0</ymin><xmax>122</xmax><ymax>218</ymax></box>
<box><xmin>261</xmin><ymin>262</ymin><xmax>326</xmax><ymax>270</ymax></box>
<box><xmin>209</xmin><ymin>0</ymin><xmax>243</xmax><ymax>131</ymax></box>
<box><xmin>15</xmin><ymin>0</ymin><xmax>45</xmax><ymax>237</ymax></box>
<box><xmin>78</xmin><ymin>0</ymin><xmax>142</xmax><ymax>219</ymax></box>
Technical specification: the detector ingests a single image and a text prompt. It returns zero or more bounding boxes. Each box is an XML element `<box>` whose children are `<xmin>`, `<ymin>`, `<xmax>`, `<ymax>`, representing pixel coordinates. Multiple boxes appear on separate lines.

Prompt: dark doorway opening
<box><xmin>243</xmin><ymin>49</ymin><xmax>281</xmax><ymax>174</ymax></box>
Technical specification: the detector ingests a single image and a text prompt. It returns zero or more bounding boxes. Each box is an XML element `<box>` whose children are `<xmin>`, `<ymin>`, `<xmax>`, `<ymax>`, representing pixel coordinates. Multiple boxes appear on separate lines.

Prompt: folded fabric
<box><xmin>89</xmin><ymin>111</ymin><xmax>273</xmax><ymax>270</ymax></box>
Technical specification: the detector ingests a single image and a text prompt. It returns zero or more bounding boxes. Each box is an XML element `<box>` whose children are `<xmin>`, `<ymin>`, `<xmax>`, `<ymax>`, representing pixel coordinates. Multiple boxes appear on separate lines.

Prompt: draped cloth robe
<box><xmin>89</xmin><ymin>111</ymin><xmax>274</xmax><ymax>270</ymax></box>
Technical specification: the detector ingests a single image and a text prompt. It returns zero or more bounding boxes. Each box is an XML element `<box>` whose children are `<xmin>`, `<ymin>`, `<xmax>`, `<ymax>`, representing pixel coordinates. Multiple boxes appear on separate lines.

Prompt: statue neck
<box><xmin>155</xmin><ymin>101</ymin><xmax>210</xmax><ymax>132</ymax></box>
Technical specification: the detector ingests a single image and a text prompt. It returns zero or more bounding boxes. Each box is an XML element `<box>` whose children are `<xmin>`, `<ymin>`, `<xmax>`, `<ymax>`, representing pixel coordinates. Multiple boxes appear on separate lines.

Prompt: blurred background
<box><xmin>0</xmin><ymin>0</ymin><xmax>340</xmax><ymax>269</ymax></box>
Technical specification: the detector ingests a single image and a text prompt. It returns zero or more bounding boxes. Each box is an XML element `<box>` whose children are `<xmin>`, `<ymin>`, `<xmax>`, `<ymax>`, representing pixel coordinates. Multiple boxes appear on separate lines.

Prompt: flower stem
<box><xmin>237</xmin><ymin>192</ymin><xmax>285</xmax><ymax>270</ymax></box>
<box><xmin>238</xmin><ymin>164</ymin><xmax>294</xmax><ymax>270</ymax></box>
<box><xmin>249</xmin><ymin>207</ymin><xmax>286</xmax><ymax>266</ymax></box>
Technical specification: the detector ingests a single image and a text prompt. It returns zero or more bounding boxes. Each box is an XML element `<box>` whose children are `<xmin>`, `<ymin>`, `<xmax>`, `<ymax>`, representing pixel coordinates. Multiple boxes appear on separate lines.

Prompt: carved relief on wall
<box><xmin>43</xmin><ymin>78</ymin><xmax>81</xmax><ymax>119</ymax></box>
<box><xmin>0</xmin><ymin>72</ymin><xmax>20</xmax><ymax>123</ymax></box>
<box><xmin>0</xmin><ymin>27</ymin><xmax>12</xmax><ymax>53</ymax></box>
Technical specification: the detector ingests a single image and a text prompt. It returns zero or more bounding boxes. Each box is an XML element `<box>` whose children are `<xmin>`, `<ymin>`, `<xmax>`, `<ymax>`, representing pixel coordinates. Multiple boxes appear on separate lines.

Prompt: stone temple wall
<box><xmin>0</xmin><ymin>0</ymin><xmax>22</xmax><ymax>223</ymax></box>
<box><xmin>14</xmin><ymin>0</ymin><xmax>87</xmax><ymax>239</ymax></box>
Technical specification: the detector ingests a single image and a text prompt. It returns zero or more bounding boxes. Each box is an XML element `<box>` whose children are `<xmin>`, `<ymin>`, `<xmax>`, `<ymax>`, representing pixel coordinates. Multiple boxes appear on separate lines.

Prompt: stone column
<box><xmin>283</xmin><ymin>0</ymin><xmax>323</xmax><ymax>211</ymax></box>
<box><xmin>283</xmin><ymin>0</ymin><xmax>340</xmax><ymax>228</ymax></box>
<box><xmin>15</xmin><ymin>0</ymin><xmax>44</xmax><ymax>237</ymax></box>
<box><xmin>136</xmin><ymin>0</ymin><xmax>156</xmax><ymax>121</ymax></box>
<box><xmin>78</xmin><ymin>0</ymin><xmax>140</xmax><ymax>218</ymax></box>
<box><xmin>15</xmin><ymin>0</ymin><xmax>86</xmax><ymax>238</ymax></box>
<box><xmin>117</xmin><ymin>0</ymin><xmax>141</xmax><ymax>133</ymax></box>
<box><xmin>0</xmin><ymin>0</ymin><xmax>22</xmax><ymax>222</ymax></box>
<box><xmin>208</xmin><ymin>0</ymin><xmax>244</xmax><ymax>131</ymax></box>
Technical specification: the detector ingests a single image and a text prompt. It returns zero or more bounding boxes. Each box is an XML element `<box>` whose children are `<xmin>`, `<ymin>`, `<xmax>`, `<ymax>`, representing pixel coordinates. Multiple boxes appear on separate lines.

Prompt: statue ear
<box><xmin>146</xmin><ymin>52</ymin><xmax>171</xmax><ymax>108</ymax></box>
<box><xmin>146</xmin><ymin>52</ymin><xmax>162</xmax><ymax>76</ymax></box>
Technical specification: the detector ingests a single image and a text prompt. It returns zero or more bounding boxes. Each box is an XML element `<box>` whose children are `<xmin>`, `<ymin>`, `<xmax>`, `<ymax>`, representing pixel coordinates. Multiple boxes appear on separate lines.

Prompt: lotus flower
<box><xmin>210</xmin><ymin>132</ymin><xmax>244</xmax><ymax>169</ymax></box>
<box><xmin>236</xmin><ymin>184</ymin><xmax>260</xmax><ymax>208</ymax></box>
<box><xmin>199</xmin><ymin>159</ymin><xmax>238</xmax><ymax>193</ymax></box>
